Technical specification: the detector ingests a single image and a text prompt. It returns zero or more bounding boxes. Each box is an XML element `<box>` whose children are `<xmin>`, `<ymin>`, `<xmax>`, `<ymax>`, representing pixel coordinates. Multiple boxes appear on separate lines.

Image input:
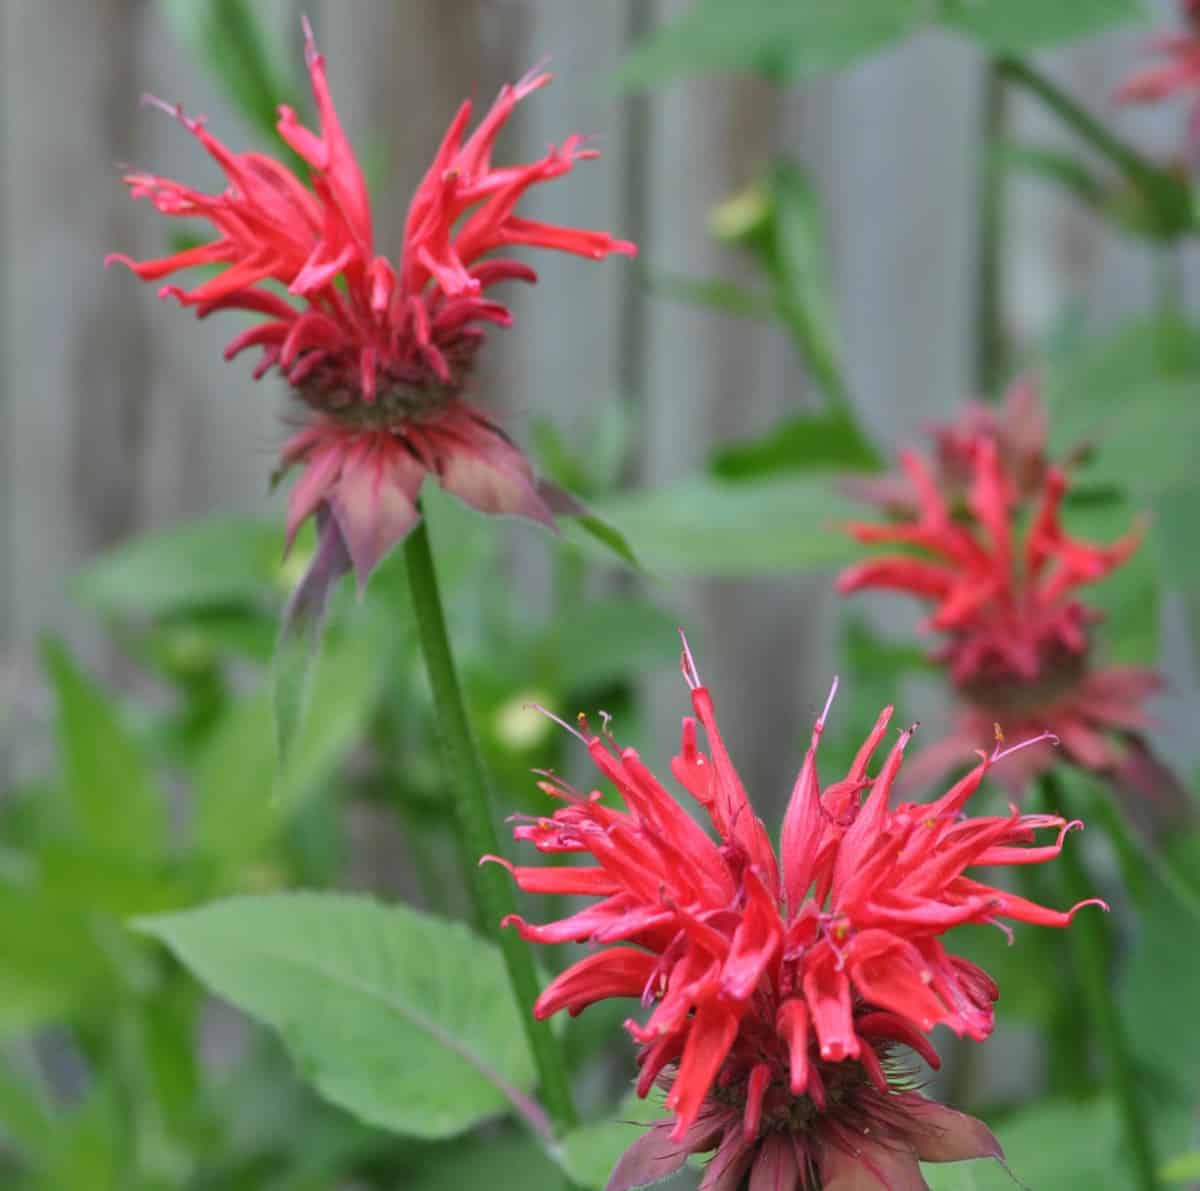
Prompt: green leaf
<box><xmin>940</xmin><ymin>0</ymin><xmax>1145</xmax><ymax>51</ymax></box>
<box><xmin>160</xmin><ymin>0</ymin><xmax>303</xmax><ymax>144</ymax></box>
<box><xmin>711</xmin><ymin>409</ymin><xmax>881</xmax><ymax>479</ymax></box>
<box><xmin>36</xmin><ymin>1079</ymin><xmax>124</xmax><ymax>1191</ymax></box>
<box><xmin>534</xmin><ymin>598</ymin><xmax>681</xmax><ymax>691</ymax></box>
<box><xmin>1121</xmin><ymin>831</ymin><xmax>1200</xmax><ymax>1097</ymax></box>
<box><xmin>408</xmin><ymin>1133</ymin><xmax>560</xmax><ymax>1191</ymax></box>
<box><xmin>75</xmin><ymin>516</ymin><xmax>286</xmax><ymax>618</ymax></box>
<box><xmin>0</xmin><ymin>885</ymin><xmax>119</xmax><ymax>1038</ymax></box>
<box><xmin>592</xmin><ymin>475</ymin><xmax>859</xmax><ymax>576</ymax></box>
<box><xmin>138</xmin><ymin>894</ymin><xmax>536</xmax><ymax>1139</ymax></box>
<box><xmin>41</xmin><ymin>639</ymin><xmax>166</xmax><ymax>857</ymax></box>
<box><xmin>0</xmin><ymin>1055</ymin><xmax>56</xmax><ymax>1159</ymax></box>
<box><xmin>761</xmin><ymin>161</ymin><xmax>847</xmax><ymax>405</ymax></box>
<box><xmin>201</xmin><ymin>618</ymin><xmax>390</xmax><ymax>864</ymax></box>
<box><xmin>1163</xmin><ymin>1151</ymin><xmax>1200</xmax><ymax>1182</ymax></box>
<box><xmin>194</xmin><ymin>693</ymin><xmax>278</xmax><ymax>864</ymax></box>
<box><xmin>1071</xmin><ymin>380</ymin><xmax>1200</xmax><ymax>497</ymax></box>
<box><xmin>1062</xmin><ymin>500</ymin><xmax>1159</xmax><ymax>663</ymax></box>
<box><xmin>561</xmin><ymin>512</ymin><xmax>647</xmax><ymax>574</ymax></box>
<box><xmin>617</xmin><ymin>0</ymin><xmax>928</xmax><ymax>88</ymax></box>
<box><xmin>618</xmin><ymin>0</ymin><xmax>1143</xmax><ymax>89</ymax></box>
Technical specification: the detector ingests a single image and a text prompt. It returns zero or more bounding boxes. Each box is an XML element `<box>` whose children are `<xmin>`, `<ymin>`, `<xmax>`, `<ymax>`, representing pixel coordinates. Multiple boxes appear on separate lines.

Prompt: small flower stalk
<box><xmin>491</xmin><ymin>633</ymin><xmax>1099</xmax><ymax>1189</ymax></box>
<box><xmin>838</xmin><ymin>381</ymin><xmax>1189</xmax><ymax>831</ymax></box>
<box><xmin>108</xmin><ymin>20</ymin><xmax>635</xmax><ymax>620</ymax></box>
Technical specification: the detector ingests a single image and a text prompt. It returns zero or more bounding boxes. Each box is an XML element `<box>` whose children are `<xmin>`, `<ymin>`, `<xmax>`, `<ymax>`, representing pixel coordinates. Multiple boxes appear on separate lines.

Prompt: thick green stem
<box><xmin>1042</xmin><ymin>773</ymin><xmax>1159</xmax><ymax>1191</ymax></box>
<box><xmin>996</xmin><ymin>56</ymin><xmax>1189</xmax><ymax>236</ymax></box>
<box><xmin>404</xmin><ymin>516</ymin><xmax>578</xmax><ymax>1144</ymax></box>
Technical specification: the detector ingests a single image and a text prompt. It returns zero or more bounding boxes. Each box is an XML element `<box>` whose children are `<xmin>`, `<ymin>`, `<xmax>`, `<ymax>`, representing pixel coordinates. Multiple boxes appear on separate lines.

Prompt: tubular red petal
<box><xmin>776</xmin><ymin>999</ymin><xmax>810</xmax><ymax>1094</ymax></box>
<box><xmin>534</xmin><ymin>949</ymin><xmax>657</xmax><ymax>1018</ymax></box>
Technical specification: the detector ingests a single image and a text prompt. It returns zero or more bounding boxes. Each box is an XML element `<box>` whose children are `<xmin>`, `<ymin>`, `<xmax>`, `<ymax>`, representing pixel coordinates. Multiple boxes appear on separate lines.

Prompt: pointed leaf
<box><xmin>41</xmin><ymin>639</ymin><xmax>166</xmax><ymax>856</ymax></box>
<box><xmin>939</xmin><ymin>0</ymin><xmax>1145</xmax><ymax>51</ymax></box>
<box><xmin>561</xmin><ymin>512</ymin><xmax>647</xmax><ymax>574</ymax></box>
<box><xmin>138</xmin><ymin>894</ymin><xmax>536</xmax><ymax>1138</ymax></box>
<box><xmin>617</xmin><ymin>0</ymin><xmax>928</xmax><ymax>88</ymax></box>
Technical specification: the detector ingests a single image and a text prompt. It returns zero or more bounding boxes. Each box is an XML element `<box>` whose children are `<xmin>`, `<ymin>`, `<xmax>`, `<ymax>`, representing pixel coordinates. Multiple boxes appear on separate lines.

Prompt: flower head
<box><xmin>605</xmin><ymin>1018</ymin><xmax>1001</xmax><ymax>1190</ymax></box>
<box><xmin>108</xmin><ymin>21</ymin><xmax>634</xmax><ymax>609</ymax></box>
<box><xmin>1115</xmin><ymin>1</ymin><xmax>1200</xmax><ymax>144</ymax></box>
<box><xmin>491</xmin><ymin>636</ymin><xmax>1098</xmax><ymax>1156</ymax></box>
<box><xmin>837</xmin><ymin>385</ymin><xmax>1158</xmax><ymax>790</ymax></box>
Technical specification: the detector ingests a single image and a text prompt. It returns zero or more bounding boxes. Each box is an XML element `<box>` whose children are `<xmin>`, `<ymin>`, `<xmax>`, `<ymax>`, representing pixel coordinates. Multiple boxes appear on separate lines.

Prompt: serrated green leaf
<box><xmin>617</xmin><ymin>0</ymin><xmax>928</xmax><ymax>88</ymax></box>
<box><xmin>592</xmin><ymin>475</ymin><xmax>859</xmax><ymax>575</ymax></box>
<box><xmin>74</xmin><ymin>517</ymin><xmax>287</xmax><ymax>618</ymax></box>
<box><xmin>138</xmin><ymin>894</ymin><xmax>536</xmax><ymax>1139</ymax></box>
<box><xmin>940</xmin><ymin>0</ymin><xmax>1144</xmax><ymax>51</ymax></box>
<box><xmin>41</xmin><ymin>639</ymin><xmax>166</xmax><ymax>857</ymax></box>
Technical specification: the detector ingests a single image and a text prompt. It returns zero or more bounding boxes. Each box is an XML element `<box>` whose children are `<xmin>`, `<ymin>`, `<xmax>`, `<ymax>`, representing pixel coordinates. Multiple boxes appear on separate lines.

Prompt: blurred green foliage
<box><xmin>6</xmin><ymin>1</ymin><xmax>1200</xmax><ymax>1189</ymax></box>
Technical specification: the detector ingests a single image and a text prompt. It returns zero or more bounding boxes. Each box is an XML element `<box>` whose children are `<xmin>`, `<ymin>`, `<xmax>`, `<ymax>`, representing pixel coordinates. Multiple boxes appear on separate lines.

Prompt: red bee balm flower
<box><xmin>1115</xmin><ymin>1</ymin><xmax>1200</xmax><ymax>143</ymax></box>
<box><xmin>490</xmin><ymin>637</ymin><xmax>1099</xmax><ymax>1186</ymax></box>
<box><xmin>837</xmin><ymin>392</ymin><xmax>1163</xmax><ymax>795</ymax></box>
<box><xmin>108</xmin><ymin>21</ymin><xmax>634</xmax><ymax>609</ymax></box>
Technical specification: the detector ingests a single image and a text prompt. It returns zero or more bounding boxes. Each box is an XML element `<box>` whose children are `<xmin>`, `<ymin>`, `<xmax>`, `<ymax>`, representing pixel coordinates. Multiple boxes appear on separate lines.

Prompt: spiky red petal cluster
<box><xmin>838</xmin><ymin>387</ymin><xmax>1158</xmax><ymax>787</ymax></box>
<box><xmin>109</xmin><ymin>21</ymin><xmax>634</xmax><ymax>597</ymax></box>
<box><xmin>492</xmin><ymin>639</ymin><xmax>1098</xmax><ymax>1144</ymax></box>
<box><xmin>605</xmin><ymin>1017</ymin><xmax>1001</xmax><ymax>1191</ymax></box>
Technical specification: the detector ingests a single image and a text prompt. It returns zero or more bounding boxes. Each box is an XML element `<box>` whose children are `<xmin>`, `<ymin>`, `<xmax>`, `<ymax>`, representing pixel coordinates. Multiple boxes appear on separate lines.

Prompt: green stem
<box><xmin>1041</xmin><ymin>773</ymin><xmax>1159</xmax><ymax>1191</ymax></box>
<box><xmin>996</xmin><ymin>56</ymin><xmax>1188</xmax><ymax>236</ymax></box>
<box><xmin>404</xmin><ymin>515</ymin><xmax>579</xmax><ymax>1145</ymax></box>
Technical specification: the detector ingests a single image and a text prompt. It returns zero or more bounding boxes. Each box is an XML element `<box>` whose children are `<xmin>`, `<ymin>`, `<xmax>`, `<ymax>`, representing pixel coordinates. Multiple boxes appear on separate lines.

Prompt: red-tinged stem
<box><xmin>1041</xmin><ymin>772</ymin><xmax>1159</xmax><ymax>1191</ymax></box>
<box><xmin>404</xmin><ymin>514</ymin><xmax>580</xmax><ymax>1156</ymax></box>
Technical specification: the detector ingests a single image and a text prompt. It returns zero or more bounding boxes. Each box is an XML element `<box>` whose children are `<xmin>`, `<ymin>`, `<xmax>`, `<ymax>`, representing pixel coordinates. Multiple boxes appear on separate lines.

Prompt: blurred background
<box><xmin>2</xmin><ymin>2</ymin><xmax>1199</xmax><ymax>1189</ymax></box>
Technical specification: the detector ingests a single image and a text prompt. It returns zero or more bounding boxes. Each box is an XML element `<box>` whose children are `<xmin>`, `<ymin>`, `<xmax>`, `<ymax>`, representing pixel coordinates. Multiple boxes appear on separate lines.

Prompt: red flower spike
<box><xmin>604</xmin><ymin>1010</ymin><xmax>1005</xmax><ymax>1191</ymax></box>
<box><xmin>838</xmin><ymin>381</ymin><xmax>1167</xmax><ymax>796</ymax></box>
<box><xmin>108</xmin><ymin>22</ymin><xmax>635</xmax><ymax>614</ymax></box>
<box><xmin>496</xmin><ymin>635</ymin><xmax>1098</xmax><ymax>1153</ymax></box>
